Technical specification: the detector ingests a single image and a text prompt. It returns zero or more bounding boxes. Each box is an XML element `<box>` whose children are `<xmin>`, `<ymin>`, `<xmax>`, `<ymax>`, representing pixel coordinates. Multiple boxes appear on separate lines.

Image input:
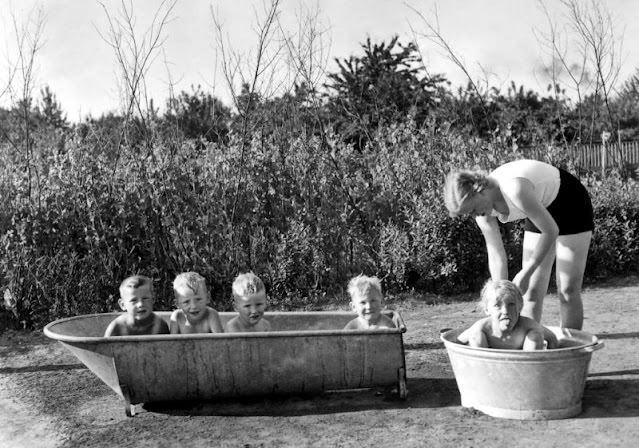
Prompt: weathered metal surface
<box><xmin>441</xmin><ymin>326</ymin><xmax>604</xmax><ymax>420</ymax></box>
<box><xmin>44</xmin><ymin>311</ymin><xmax>407</xmax><ymax>408</ymax></box>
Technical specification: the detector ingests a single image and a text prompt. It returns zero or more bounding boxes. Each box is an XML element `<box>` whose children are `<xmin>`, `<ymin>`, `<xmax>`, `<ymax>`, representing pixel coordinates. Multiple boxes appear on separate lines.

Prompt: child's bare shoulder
<box><xmin>205</xmin><ymin>307</ymin><xmax>224</xmax><ymax>332</ymax></box>
<box><xmin>104</xmin><ymin>314</ymin><xmax>127</xmax><ymax>336</ymax></box>
<box><xmin>257</xmin><ymin>318</ymin><xmax>271</xmax><ymax>331</ymax></box>
<box><xmin>225</xmin><ymin>316</ymin><xmax>240</xmax><ymax>332</ymax></box>
<box><xmin>152</xmin><ymin>313</ymin><xmax>170</xmax><ymax>334</ymax></box>
<box><xmin>344</xmin><ymin>318</ymin><xmax>360</xmax><ymax>330</ymax></box>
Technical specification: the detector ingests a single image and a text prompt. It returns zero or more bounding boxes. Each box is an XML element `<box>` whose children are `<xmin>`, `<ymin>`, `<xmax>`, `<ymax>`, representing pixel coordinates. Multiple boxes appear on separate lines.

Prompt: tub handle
<box><xmin>581</xmin><ymin>341</ymin><xmax>605</xmax><ymax>353</ymax></box>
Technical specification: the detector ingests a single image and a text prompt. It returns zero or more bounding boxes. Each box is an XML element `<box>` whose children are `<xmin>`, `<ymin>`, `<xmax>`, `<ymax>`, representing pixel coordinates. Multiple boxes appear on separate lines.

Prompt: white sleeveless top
<box><xmin>488</xmin><ymin>160</ymin><xmax>560</xmax><ymax>223</ymax></box>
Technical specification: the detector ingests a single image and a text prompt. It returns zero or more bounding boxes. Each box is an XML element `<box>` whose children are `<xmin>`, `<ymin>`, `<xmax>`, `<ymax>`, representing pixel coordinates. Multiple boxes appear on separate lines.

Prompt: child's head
<box><xmin>348</xmin><ymin>275</ymin><xmax>384</xmax><ymax>323</ymax></box>
<box><xmin>480</xmin><ymin>279</ymin><xmax>523</xmax><ymax>332</ymax></box>
<box><xmin>118</xmin><ymin>275</ymin><xmax>154</xmax><ymax>322</ymax></box>
<box><xmin>173</xmin><ymin>272</ymin><xmax>210</xmax><ymax>323</ymax></box>
<box><xmin>443</xmin><ymin>169</ymin><xmax>491</xmax><ymax>217</ymax></box>
<box><xmin>232</xmin><ymin>272</ymin><xmax>267</xmax><ymax>328</ymax></box>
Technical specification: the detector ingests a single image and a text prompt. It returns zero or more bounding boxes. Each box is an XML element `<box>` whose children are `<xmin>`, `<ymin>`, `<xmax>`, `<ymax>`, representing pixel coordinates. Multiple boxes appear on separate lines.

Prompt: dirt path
<box><xmin>2</xmin><ymin>276</ymin><xmax>639</xmax><ymax>448</ymax></box>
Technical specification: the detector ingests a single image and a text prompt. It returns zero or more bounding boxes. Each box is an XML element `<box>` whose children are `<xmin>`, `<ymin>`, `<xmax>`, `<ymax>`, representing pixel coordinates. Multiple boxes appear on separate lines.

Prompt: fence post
<box><xmin>601</xmin><ymin>131</ymin><xmax>611</xmax><ymax>177</ymax></box>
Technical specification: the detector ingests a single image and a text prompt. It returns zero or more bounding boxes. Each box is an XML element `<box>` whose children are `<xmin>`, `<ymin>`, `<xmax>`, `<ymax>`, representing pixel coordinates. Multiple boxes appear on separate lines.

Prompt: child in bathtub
<box><xmin>170</xmin><ymin>272</ymin><xmax>224</xmax><ymax>334</ymax></box>
<box><xmin>225</xmin><ymin>272</ymin><xmax>272</xmax><ymax>332</ymax></box>
<box><xmin>344</xmin><ymin>274</ymin><xmax>395</xmax><ymax>330</ymax></box>
<box><xmin>104</xmin><ymin>275</ymin><xmax>169</xmax><ymax>337</ymax></box>
<box><xmin>457</xmin><ymin>279</ymin><xmax>557</xmax><ymax>350</ymax></box>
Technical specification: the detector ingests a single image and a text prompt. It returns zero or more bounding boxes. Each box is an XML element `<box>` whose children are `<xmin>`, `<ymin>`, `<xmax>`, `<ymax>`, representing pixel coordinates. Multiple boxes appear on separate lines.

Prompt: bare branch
<box><xmin>95</xmin><ymin>0</ymin><xmax>177</xmax><ymax>120</ymax></box>
<box><xmin>406</xmin><ymin>3</ymin><xmax>491</xmax><ymax>132</ymax></box>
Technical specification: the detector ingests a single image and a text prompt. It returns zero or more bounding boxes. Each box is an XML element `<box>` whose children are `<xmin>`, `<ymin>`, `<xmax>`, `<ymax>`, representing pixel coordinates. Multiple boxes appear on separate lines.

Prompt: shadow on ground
<box><xmin>144</xmin><ymin>377</ymin><xmax>460</xmax><ymax>417</ymax></box>
<box><xmin>580</xmin><ymin>379</ymin><xmax>639</xmax><ymax>419</ymax></box>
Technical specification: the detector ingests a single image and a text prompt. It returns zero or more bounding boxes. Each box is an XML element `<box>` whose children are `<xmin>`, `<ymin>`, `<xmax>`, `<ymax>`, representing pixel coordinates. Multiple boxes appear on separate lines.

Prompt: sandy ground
<box><xmin>1</xmin><ymin>276</ymin><xmax>639</xmax><ymax>448</ymax></box>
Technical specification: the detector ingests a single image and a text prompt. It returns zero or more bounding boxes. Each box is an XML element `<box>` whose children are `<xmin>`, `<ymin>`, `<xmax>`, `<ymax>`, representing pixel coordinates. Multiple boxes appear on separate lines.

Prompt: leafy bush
<box><xmin>1</xmin><ymin>120</ymin><xmax>638</xmax><ymax>329</ymax></box>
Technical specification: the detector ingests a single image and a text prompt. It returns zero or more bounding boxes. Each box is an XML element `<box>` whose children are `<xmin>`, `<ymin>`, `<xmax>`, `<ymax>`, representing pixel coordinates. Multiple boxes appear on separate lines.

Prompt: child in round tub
<box><xmin>344</xmin><ymin>275</ymin><xmax>395</xmax><ymax>330</ymax></box>
<box><xmin>170</xmin><ymin>272</ymin><xmax>224</xmax><ymax>334</ymax></box>
<box><xmin>104</xmin><ymin>275</ymin><xmax>169</xmax><ymax>337</ymax></box>
<box><xmin>457</xmin><ymin>279</ymin><xmax>557</xmax><ymax>350</ymax></box>
<box><xmin>225</xmin><ymin>272</ymin><xmax>272</xmax><ymax>332</ymax></box>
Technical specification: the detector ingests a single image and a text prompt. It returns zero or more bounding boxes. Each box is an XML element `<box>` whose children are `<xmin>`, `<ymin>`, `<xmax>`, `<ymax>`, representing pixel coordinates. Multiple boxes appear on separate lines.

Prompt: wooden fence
<box><xmin>573</xmin><ymin>140</ymin><xmax>639</xmax><ymax>171</ymax></box>
<box><xmin>520</xmin><ymin>141</ymin><xmax>639</xmax><ymax>173</ymax></box>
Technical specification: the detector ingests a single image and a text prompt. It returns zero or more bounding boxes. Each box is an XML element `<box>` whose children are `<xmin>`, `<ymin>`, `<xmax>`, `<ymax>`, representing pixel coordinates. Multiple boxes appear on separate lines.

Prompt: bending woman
<box><xmin>443</xmin><ymin>159</ymin><xmax>593</xmax><ymax>329</ymax></box>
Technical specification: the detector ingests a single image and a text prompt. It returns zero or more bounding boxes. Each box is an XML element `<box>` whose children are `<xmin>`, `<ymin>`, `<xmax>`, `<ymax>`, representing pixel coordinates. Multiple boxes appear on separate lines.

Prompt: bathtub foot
<box><xmin>120</xmin><ymin>384</ymin><xmax>136</xmax><ymax>417</ymax></box>
<box><xmin>397</xmin><ymin>367</ymin><xmax>407</xmax><ymax>399</ymax></box>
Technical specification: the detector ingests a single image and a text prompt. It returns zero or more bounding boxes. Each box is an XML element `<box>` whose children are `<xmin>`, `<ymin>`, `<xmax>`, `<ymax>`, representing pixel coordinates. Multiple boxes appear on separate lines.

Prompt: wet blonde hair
<box><xmin>480</xmin><ymin>279</ymin><xmax>523</xmax><ymax>313</ymax></box>
<box><xmin>347</xmin><ymin>274</ymin><xmax>383</xmax><ymax>301</ymax></box>
<box><xmin>119</xmin><ymin>275</ymin><xmax>153</xmax><ymax>298</ymax></box>
<box><xmin>173</xmin><ymin>272</ymin><xmax>208</xmax><ymax>298</ymax></box>
<box><xmin>443</xmin><ymin>169</ymin><xmax>491</xmax><ymax>217</ymax></box>
<box><xmin>232</xmin><ymin>272</ymin><xmax>266</xmax><ymax>300</ymax></box>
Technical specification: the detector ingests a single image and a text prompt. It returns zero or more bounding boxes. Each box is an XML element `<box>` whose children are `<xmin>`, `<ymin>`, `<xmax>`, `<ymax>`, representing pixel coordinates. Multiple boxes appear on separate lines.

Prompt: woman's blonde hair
<box><xmin>443</xmin><ymin>169</ymin><xmax>490</xmax><ymax>217</ymax></box>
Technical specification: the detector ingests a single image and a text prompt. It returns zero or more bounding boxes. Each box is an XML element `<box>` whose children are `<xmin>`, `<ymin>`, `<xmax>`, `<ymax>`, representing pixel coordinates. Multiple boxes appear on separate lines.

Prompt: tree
<box><xmin>324</xmin><ymin>36</ymin><xmax>448</xmax><ymax>150</ymax></box>
<box><xmin>164</xmin><ymin>85</ymin><xmax>231</xmax><ymax>143</ymax></box>
<box><xmin>38</xmin><ymin>85</ymin><xmax>68</xmax><ymax>129</ymax></box>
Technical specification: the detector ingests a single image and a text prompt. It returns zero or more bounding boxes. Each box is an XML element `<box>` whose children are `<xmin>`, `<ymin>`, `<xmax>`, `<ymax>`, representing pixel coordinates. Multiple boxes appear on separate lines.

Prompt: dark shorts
<box><xmin>524</xmin><ymin>168</ymin><xmax>594</xmax><ymax>235</ymax></box>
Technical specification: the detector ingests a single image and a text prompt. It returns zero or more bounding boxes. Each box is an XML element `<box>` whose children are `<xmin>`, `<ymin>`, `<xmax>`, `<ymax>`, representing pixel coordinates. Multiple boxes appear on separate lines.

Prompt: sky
<box><xmin>1</xmin><ymin>0</ymin><xmax>638</xmax><ymax>122</ymax></box>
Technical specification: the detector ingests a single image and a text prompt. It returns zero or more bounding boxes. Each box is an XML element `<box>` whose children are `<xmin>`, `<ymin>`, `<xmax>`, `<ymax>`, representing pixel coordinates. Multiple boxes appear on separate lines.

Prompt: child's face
<box><xmin>486</xmin><ymin>291</ymin><xmax>520</xmax><ymax>332</ymax></box>
<box><xmin>351</xmin><ymin>289</ymin><xmax>383</xmax><ymax>322</ymax></box>
<box><xmin>119</xmin><ymin>285</ymin><xmax>154</xmax><ymax>322</ymax></box>
<box><xmin>176</xmin><ymin>285</ymin><xmax>209</xmax><ymax>323</ymax></box>
<box><xmin>235</xmin><ymin>291</ymin><xmax>267</xmax><ymax>327</ymax></box>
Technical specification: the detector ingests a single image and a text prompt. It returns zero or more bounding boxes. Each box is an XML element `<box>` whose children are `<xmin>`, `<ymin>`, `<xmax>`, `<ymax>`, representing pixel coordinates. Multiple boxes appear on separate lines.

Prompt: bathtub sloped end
<box><xmin>58</xmin><ymin>341</ymin><xmax>123</xmax><ymax>398</ymax></box>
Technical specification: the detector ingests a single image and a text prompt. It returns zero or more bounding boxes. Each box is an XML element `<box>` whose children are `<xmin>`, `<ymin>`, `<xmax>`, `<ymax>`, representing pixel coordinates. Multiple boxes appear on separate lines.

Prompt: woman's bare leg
<box><xmin>520</xmin><ymin>231</ymin><xmax>556</xmax><ymax>323</ymax></box>
<box><xmin>555</xmin><ymin>231</ymin><xmax>592</xmax><ymax>329</ymax></box>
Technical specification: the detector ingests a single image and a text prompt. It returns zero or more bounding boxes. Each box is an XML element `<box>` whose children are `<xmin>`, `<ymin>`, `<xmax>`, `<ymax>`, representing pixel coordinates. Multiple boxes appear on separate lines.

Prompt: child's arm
<box><xmin>458</xmin><ymin>320</ymin><xmax>489</xmax><ymax>347</ymax></box>
<box><xmin>467</xmin><ymin>326</ymin><xmax>489</xmax><ymax>348</ymax></box>
<box><xmin>542</xmin><ymin>326</ymin><xmax>558</xmax><ymax>349</ymax></box>
<box><xmin>104</xmin><ymin>315</ymin><xmax>126</xmax><ymax>337</ymax></box>
<box><xmin>207</xmin><ymin>308</ymin><xmax>224</xmax><ymax>333</ymax></box>
<box><xmin>104</xmin><ymin>319</ymin><xmax>120</xmax><ymax>337</ymax></box>
<box><xmin>522</xmin><ymin>328</ymin><xmax>545</xmax><ymax>351</ymax></box>
<box><xmin>169</xmin><ymin>310</ymin><xmax>181</xmax><ymax>334</ymax></box>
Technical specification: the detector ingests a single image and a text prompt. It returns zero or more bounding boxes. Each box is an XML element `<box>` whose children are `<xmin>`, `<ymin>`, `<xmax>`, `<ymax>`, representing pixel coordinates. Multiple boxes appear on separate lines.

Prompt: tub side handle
<box><xmin>581</xmin><ymin>341</ymin><xmax>605</xmax><ymax>353</ymax></box>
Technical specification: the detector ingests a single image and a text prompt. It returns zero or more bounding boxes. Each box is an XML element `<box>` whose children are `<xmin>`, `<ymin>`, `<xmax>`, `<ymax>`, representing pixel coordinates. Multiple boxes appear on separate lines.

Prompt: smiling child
<box><xmin>344</xmin><ymin>274</ymin><xmax>395</xmax><ymax>330</ymax></box>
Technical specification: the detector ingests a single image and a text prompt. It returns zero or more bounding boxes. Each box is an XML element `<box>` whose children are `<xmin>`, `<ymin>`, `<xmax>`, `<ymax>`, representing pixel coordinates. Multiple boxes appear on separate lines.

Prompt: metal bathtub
<box><xmin>44</xmin><ymin>311</ymin><xmax>407</xmax><ymax>415</ymax></box>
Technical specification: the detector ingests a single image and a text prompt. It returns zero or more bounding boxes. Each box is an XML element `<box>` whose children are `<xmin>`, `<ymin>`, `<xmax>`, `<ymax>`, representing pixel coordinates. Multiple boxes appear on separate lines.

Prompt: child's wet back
<box><xmin>104</xmin><ymin>275</ymin><xmax>169</xmax><ymax>337</ymax></box>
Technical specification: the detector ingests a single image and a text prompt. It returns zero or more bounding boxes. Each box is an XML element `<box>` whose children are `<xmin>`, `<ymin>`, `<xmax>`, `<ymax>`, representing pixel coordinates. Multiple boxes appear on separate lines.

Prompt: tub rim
<box><xmin>44</xmin><ymin>310</ymin><xmax>407</xmax><ymax>343</ymax></box>
<box><xmin>440</xmin><ymin>326</ymin><xmax>604</xmax><ymax>357</ymax></box>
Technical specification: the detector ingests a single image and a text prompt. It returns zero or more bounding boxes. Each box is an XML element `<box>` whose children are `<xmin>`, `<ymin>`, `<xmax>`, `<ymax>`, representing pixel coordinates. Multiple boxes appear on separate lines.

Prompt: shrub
<box><xmin>1</xmin><ymin>121</ymin><xmax>638</xmax><ymax>329</ymax></box>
